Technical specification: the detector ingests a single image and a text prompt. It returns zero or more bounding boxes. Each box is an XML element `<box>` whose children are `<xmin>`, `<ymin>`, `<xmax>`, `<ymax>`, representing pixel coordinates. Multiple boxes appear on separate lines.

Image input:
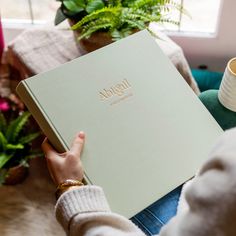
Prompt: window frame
<box><xmin>2</xmin><ymin>0</ymin><xmax>223</xmax><ymax>37</ymax></box>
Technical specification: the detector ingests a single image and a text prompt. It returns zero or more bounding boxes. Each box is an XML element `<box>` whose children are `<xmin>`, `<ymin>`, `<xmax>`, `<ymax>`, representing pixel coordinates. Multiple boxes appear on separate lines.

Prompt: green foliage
<box><xmin>55</xmin><ymin>0</ymin><xmax>182</xmax><ymax>40</ymax></box>
<box><xmin>0</xmin><ymin>154</ymin><xmax>13</xmax><ymax>169</ymax></box>
<box><xmin>20</xmin><ymin>150</ymin><xmax>44</xmax><ymax>168</ymax></box>
<box><xmin>55</xmin><ymin>0</ymin><xmax>106</xmax><ymax>25</ymax></box>
<box><xmin>0</xmin><ymin>169</ymin><xmax>7</xmax><ymax>185</ymax></box>
<box><xmin>5</xmin><ymin>112</ymin><xmax>31</xmax><ymax>143</ymax></box>
<box><xmin>86</xmin><ymin>0</ymin><xmax>105</xmax><ymax>13</ymax></box>
<box><xmin>0</xmin><ymin>113</ymin><xmax>6</xmax><ymax>134</ymax></box>
<box><xmin>0</xmin><ymin>111</ymin><xmax>40</xmax><ymax>171</ymax></box>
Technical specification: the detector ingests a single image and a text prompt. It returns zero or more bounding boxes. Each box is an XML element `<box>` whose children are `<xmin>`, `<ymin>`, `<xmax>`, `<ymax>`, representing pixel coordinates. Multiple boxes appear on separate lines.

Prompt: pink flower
<box><xmin>0</xmin><ymin>98</ymin><xmax>10</xmax><ymax>112</ymax></box>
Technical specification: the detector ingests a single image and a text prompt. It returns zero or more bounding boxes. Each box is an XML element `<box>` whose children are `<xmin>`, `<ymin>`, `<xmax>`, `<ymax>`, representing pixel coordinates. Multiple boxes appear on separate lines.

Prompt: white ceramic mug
<box><xmin>218</xmin><ymin>57</ymin><xmax>236</xmax><ymax>112</ymax></box>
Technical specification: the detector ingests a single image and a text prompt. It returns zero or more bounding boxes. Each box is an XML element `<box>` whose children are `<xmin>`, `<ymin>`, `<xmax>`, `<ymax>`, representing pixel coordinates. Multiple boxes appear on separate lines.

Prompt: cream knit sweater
<box><xmin>56</xmin><ymin>128</ymin><xmax>236</xmax><ymax>236</ymax></box>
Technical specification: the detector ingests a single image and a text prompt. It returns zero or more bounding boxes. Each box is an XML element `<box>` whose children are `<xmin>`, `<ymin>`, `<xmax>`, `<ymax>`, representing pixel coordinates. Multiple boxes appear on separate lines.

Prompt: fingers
<box><xmin>41</xmin><ymin>138</ymin><xmax>57</xmax><ymax>160</ymax></box>
<box><xmin>70</xmin><ymin>131</ymin><xmax>85</xmax><ymax>157</ymax></box>
<box><xmin>42</xmin><ymin>131</ymin><xmax>85</xmax><ymax>160</ymax></box>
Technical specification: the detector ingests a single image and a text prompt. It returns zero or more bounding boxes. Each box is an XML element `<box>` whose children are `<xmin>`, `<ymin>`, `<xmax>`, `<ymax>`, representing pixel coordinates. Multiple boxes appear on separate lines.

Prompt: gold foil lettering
<box><xmin>99</xmin><ymin>79</ymin><xmax>132</xmax><ymax>100</ymax></box>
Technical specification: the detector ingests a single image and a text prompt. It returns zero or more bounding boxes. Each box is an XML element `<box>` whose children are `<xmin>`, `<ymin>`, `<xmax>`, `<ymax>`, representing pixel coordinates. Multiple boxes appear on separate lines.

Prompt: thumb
<box><xmin>70</xmin><ymin>131</ymin><xmax>85</xmax><ymax>157</ymax></box>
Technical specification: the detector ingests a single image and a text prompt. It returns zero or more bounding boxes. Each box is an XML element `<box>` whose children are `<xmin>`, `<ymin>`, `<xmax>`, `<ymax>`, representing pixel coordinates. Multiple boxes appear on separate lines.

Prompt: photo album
<box><xmin>17</xmin><ymin>30</ymin><xmax>222</xmax><ymax>218</ymax></box>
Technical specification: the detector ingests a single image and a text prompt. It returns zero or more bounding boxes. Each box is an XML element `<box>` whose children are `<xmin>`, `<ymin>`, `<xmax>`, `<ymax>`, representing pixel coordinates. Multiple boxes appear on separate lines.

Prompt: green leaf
<box><xmin>107</xmin><ymin>0</ymin><xmax>122</xmax><ymax>7</ymax></box>
<box><xmin>0</xmin><ymin>132</ymin><xmax>7</xmax><ymax>151</ymax></box>
<box><xmin>86</xmin><ymin>0</ymin><xmax>105</xmax><ymax>14</ymax></box>
<box><xmin>24</xmin><ymin>151</ymin><xmax>44</xmax><ymax>160</ymax></box>
<box><xmin>74</xmin><ymin>0</ymin><xmax>86</xmax><ymax>7</ymax></box>
<box><xmin>63</xmin><ymin>0</ymin><xmax>84</xmax><ymax>13</ymax></box>
<box><xmin>111</xmin><ymin>28</ymin><xmax>132</xmax><ymax>41</ymax></box>
<box><xmin>122</xmin><ymin>0</ymin><xmax>136</xmax><ymax>7</ymax></box>
<box><xmin>0</xmin><ymin>153</ymin><xmax>13</xmax><ymax>169</ymax></box>
<box><xmin>70</xmin><ymin>0</ymin><xmax>184</xmax><ymax>41</ymax></box>
<box><xmin>0</xmin><ymin>112</ymin><xmax>6</xmax><ymax>133</ymax></box>
<box><xmin>0</xmin><ymin>169</ymin><xmax>8</xmax><ymax>185</ymax></box>
<box><xmin>71</xmin><ymin>7</ymin><xmax>120</xmax><ymax>30</ymax></box>
<box><xmin>6</xmin><ymin>111</ymin><xmax>31</xmax><ymax>143</ymax></box>
<box><xmin>20</xmin><ymin>150</ymin><xmax>44</xmax><ymax>167</ymax></box>
<box><xmin>6</xmin><ymin>143</ymin><xmax>24</xmax><ymax>150</ymax></box>
<box><xmin>19</xmin><ymin>159</ymin><xmax>29</xmax><ymax>168</ymax></box>
<box><xmin>19</xmin><ymin>132</ymin><xmax>40</xmax><ymax>145</ymax></box>
<box><xmin>54</xmin><ymin>7</ymin><xmax>67</xmax><ymax>25</ymax></box>
<box><xmin>78</xmin><ymin>22</ymin><xmax>113</xmax><ymax>39</ymax></box>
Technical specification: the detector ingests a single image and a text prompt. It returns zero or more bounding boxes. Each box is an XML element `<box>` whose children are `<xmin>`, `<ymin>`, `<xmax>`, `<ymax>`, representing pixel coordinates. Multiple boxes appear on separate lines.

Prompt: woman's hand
<box><xmin>41</xmin><ymin>132</ymin><xmax>85</xmax><ymax>185</ymax></box>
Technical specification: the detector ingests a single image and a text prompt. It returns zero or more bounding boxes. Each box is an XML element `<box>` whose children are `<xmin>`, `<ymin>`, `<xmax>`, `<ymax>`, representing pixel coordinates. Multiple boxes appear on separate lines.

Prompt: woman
<box><xmin>42</xmin><ymin>129</ymin><xmax>236</xmax><ymax>236</ymax></box>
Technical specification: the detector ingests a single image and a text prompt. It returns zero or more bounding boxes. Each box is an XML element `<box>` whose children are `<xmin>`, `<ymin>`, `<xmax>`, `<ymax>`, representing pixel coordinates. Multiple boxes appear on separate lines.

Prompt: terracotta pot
<box><xmin>4</xmin><ymin>165</ymin><xmax>28</xmax><ymax>185</ymax></box>
<box><xmin>77</xmin><ymin>31</ymin><xmax>113</xmax><ymax>53</ymax></box>
<box><xmin>69</xmin><ymin>19</ymin><xmax>141</xmax><ymax>54</ymax></box>
<box><xmin>69</xmin><ymin>19</ymin><xmax>113</xmax><ymax>53</ymax></box>
<box><xmin>69</xmin><ymin>19</ymin><xmax>140</xmax><ymax>54</ymax></box>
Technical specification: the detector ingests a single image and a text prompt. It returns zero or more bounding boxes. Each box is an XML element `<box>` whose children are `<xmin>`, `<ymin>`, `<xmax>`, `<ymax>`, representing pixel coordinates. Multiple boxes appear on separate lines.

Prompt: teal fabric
<box><xmin>192</xmin><ymin>69</ymin><xmax>223</xmax><ymax>92</ymax></box>
<box><xmin>199</xmin><ymin>90</ymin><xmax>236</xmax><ymax>130</ymax></box>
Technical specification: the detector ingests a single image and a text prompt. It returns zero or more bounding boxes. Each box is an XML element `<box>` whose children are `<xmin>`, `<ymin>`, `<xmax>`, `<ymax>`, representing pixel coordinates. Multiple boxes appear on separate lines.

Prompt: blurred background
<box><xmin>1</xmin><ymin>0</ymin><xmax>236</xmax><ymax>71</ymax></box>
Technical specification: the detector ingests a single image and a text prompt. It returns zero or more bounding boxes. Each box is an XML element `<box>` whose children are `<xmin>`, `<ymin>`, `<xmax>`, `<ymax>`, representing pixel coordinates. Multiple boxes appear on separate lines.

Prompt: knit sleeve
<box><xmin>160</xmin><ymin>128</ymin><xmax>236</xmax><ymax>236</ymax></box>
<box><xmin>55</xmin><ymin>186</ymin><xmax>146</xmax><ymax>236</ymax></box>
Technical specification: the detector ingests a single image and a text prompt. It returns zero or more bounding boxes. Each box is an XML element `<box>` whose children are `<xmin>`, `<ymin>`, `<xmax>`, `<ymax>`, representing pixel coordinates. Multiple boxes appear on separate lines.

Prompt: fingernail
<box><xmin>78</xmin><ymin>131</ymin><xmax>85</xmax><ymax>139</ymax></box>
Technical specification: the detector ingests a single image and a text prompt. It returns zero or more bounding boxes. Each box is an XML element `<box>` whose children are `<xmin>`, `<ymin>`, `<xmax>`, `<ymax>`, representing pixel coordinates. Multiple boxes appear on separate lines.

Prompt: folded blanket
<box><xmin>8</xmin><ymin>27</ymin><xmax>199</xmax><ymax>94</ymax></box>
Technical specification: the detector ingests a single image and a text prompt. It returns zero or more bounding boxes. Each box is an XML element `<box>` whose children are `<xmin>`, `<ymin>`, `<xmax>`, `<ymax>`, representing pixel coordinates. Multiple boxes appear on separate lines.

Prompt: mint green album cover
<box><xmin>17</xmin><ymin>30</ymin><xmax>223</xmax><ymax>218</ymax></box>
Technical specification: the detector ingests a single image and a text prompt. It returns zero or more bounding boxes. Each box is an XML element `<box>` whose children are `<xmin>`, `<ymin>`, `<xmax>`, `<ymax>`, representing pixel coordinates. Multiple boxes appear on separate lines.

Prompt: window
<box><xmin>1</xmin><ymin>0</ymin><xmax>59</xmax><ymax>24</ymax></box>
<box><xmin>2</xmin><ymin>0</ymin><xmax>222</xmax><ymax>35</ymax></box>
<box><xmin>178</xmin><ymin>0</ymin><xmax>222</xmax><ymax>34</ymax></box>
<box><xmin>158</xmin><ymin>0</ymin><xmax>222</xmax><ymax>34</ymax></box>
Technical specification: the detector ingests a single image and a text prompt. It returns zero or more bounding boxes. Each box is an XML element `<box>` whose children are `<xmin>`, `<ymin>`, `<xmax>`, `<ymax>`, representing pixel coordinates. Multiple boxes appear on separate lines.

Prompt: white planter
<box><xmin>218</xmin><ymin>57</ymin><xmax>236</xmax><ymax>112</ymax></box>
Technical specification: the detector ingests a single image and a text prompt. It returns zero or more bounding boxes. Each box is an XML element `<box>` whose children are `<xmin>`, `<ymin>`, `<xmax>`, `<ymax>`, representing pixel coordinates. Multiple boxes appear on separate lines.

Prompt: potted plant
<box><xmin>0</xmin><ymin>95</ymin><xmax>41</xmax><ymax>185</ymax></box>
<box><xmin>55</xmin><ymin>0</ymin><xmax>182</xmax><ymax>52</ymax></box>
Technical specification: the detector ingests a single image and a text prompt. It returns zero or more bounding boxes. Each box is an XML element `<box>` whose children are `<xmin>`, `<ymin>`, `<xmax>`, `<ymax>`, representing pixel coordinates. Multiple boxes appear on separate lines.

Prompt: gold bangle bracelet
<box><xmin>55</xmin><ymin>179</ymin><xmax>84</xmax><ymax>200</ymax></box>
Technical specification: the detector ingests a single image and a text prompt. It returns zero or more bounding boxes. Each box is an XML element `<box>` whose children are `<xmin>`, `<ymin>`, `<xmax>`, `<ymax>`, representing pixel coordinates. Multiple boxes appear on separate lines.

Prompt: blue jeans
<box><xmin>130</xmin><ymin>185</ymin><xmax>182</xmax><ymax>235</ymax></box>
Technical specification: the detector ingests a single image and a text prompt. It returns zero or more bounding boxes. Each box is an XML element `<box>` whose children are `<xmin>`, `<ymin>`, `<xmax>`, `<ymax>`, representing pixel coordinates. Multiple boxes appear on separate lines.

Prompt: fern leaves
<box><xmin>0</xmin><ymin>106</ymin><xmax>41</xmax><ymax>182</ymax></box>
<box><xmin>0</xmin><ymin>132</ymin><xmax>7</xmax><ymax>151</ymax></box>
<box><xmin>71</xmin><ymin>7</ymin><xmax>120</xmax><ymax>30</ymax></box>
<box><xmin>5</xmin><ymin>111</ymin><xmax>31</xmax><ymax>143</ymax></box>
<box><xmin>0</xmin><ymin>111</ymin><xmax>40</xmax><ymax>169</ymax></box>
<box><xmin>0</xmin><ymin>154</ymin><xmax>13</xmax><ymax>169</ymax></box>
<box><xmin>78</xmin><ymin>22</ymin><xmax>113</xmax><ymax>40</ymax></box>
<box><xmin>71</xmin><ymin>0</ymin><xmax>182</xmax><ymax>41</ymax></box>
<box><xmin>19</xmin><ymin>132</ymin><xmax>40</xmax><ymax>145</ymax></box>
<box><xmin>0</xmin><ymin>112</ymin><xmax>6</xmax><ymax>134</ymax></box>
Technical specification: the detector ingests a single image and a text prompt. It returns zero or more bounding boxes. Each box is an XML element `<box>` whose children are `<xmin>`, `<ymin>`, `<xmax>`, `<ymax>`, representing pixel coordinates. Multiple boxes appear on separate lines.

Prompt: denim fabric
<box><xmin>130</xmin><ymin>185</ymin><xmax>182</xmax><ymax>235</ymax></box>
